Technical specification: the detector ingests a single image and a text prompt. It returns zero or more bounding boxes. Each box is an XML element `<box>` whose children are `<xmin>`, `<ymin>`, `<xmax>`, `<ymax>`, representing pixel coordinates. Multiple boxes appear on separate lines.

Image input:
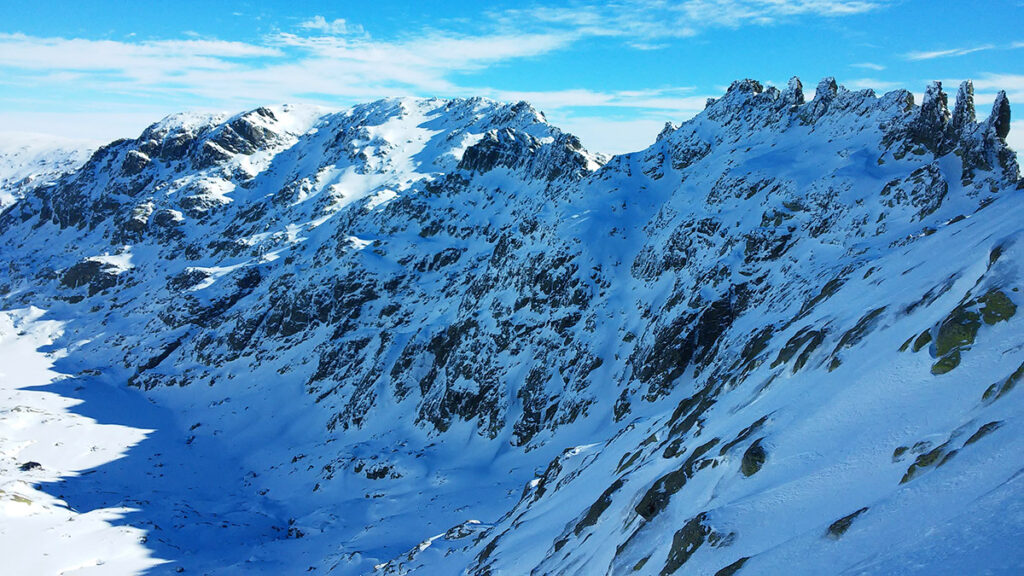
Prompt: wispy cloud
<box><xmin>844</xmin><ymin>78</ymin><xmax>903</xmax><ymax>91</ymax></box>
<box><xmin>480</xmin><ymin>87</ymin><xmax>711</xmax><ymax>114</ymax></box>
<box><xmin>904</xmin><ymin>44</ymin><xmax>996</xmax><ymax>61</ymax></box>
<box><xmin>0</xmin><ymin>33</ymin><xmax>281</xmax><ymax>72</ymax></box>
<box><xmin>968</xmin><ymin>73</ymin><xmax>1024</xmax><ymax>105</ymax></box>
<box><xmin>851</xmin><ymin>62</ymin><xmax>886</xmax><ymax>71</ymax></box>
<box><xmin>0</xmin><ymin>2</ymin><xmax>897</xmax><ymax>153</ymax></box>
<box><xmin>498</xmin><ymin>0</ymin><xmax>889</xmax><ymax>41</ymax></box>
<box><xmin>0</xmin><ymin>30</ymin><xmax>574</xmax><ymax>102</ymax></box>
<box><xmin>0</xmin><ymin>1</ymin><xmax>895</xmax><ymax>107</ymax></box>
<box><xmin>628</xmin><ymin>42</ymin><xmax>670</xmax><ymax>51</ymax></box>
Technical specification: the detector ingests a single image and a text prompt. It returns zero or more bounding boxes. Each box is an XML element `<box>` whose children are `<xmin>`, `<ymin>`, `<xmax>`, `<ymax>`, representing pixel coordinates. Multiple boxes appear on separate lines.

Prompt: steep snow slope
<box><xmin>0</xmin><ymin>79</ymin><xmax>1021</xmax><ymax>575</ymax></box>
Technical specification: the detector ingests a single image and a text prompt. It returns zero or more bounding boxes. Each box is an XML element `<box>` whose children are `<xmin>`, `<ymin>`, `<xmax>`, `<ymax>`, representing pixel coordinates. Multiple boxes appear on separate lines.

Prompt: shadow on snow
<box><xmin>27</xmin><ymin>340</ymin><xmax>292</xmax><ymax>575</ymax></box>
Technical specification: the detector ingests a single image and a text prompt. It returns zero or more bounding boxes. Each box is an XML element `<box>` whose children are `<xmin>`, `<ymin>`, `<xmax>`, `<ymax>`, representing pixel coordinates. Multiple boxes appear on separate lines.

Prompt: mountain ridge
<box><xmin>0</xmin><ymin>77</ymin><xmax>1022</xmax><ymax>575</ymax></box>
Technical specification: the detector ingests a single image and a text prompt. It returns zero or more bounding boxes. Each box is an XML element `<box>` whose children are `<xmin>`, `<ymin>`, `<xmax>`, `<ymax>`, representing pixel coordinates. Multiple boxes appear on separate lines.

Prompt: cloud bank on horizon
<box><xmin>1</xmin><ymin>0</ymin><xmax>1022</xmax><ymax>154</ymax></box>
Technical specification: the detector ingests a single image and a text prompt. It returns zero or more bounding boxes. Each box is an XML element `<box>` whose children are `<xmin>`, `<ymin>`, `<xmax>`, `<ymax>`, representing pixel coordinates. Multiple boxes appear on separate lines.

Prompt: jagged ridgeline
<box><xmin>1</xmin><ymin>77</ymin><xmax>1022</xmax><ymax>575</ymax></box>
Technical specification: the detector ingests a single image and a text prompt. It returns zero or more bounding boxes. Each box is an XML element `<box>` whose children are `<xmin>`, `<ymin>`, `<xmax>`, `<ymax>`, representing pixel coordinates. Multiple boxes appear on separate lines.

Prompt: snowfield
<box><xmin>0</xmin><ymin>309</ymin><xmax>158</xmax><ymax>574</ymax></box>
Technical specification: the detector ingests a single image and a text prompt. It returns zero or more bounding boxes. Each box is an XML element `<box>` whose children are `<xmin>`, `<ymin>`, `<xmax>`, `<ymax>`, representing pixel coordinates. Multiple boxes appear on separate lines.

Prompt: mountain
<box><xmin>0</xmin><ymin>78</ymin><xmax>1021</xmax><ymax>575</ymax></box>
<box><xmin>0</xmin><ymin>133</ymin><xmax>94</xmax><ymax>212</ymax></box>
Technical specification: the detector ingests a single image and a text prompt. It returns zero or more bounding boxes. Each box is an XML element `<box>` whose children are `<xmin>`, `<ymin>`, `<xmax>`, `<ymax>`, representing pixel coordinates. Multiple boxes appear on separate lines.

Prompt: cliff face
<box><xmin>1</xmin><ymin>79</ymin><xmax>1022</xmax><ymax>575</ymax></box>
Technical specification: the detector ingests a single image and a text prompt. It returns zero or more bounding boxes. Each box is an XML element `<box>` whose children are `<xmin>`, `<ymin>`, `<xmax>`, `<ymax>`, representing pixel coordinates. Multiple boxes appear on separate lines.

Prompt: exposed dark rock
<box><xmin>740</xmin><ymin>438</ymin><xmax>766</xmax><ymax>477</ymax></box>
<box><xmin>827</xmin><ymin>507</ymin><xmax>869</xmax><ymax>539</ymax></box>
<box><xmin>803</xmin><ymin>77</ymin><xmax>838</xmax><ymax>122</ymax></box>
<box><xmin>635</xmin><ymin>438</ymin><xmax>719</xmax><ymax>521</ymax></box>
<box><xmin>60</xmin><ymin>260</ymin><xmax>119</xmax><ymax>296</ymax></box>
<box><xmin>661</xmin><ymin>512</ymin><xmax>735</xmax><ymax>575</ymax></box>
<box><xmin>901</xmin><ymin>444</ymin><xmax>948</xmax><ymax>483</ymax></box>
<box><xmin>772</xmin><ymin>327</ymin><xmax>826</xmax><ymax>372</ymax></box>
<box><xmin>715</xmin><ymin>557</ymin><xmax>750</xmax><ymax>576</ymax></box>
<box><xmin>574</xmin><ymin>478</ymin><xmax>624</xmax><ymax>536</ymax></box>
<box><xmin>948</xmin><ymin>81</ymin><xmax>976</xmax><ymax>142</ymax></box>
<box><xmin>168</xmin><ymin>269</ymin><xmax>211</xmax><ymax>292</ymax></box>
<box><xmin>988</xmin><ymin>91</ymin><xmax>1011</xmax><ymax>140</ymax></box>
<box><xmin>121</xmin><ymin>150</ymin><xmax>151</xmax><ymax>176</ymax></box>
<box><xmin>458</xmin><ymin>129</ymin><xmax>592</xmax><ymax>182</ymax></box>
<box><xmin>727</xmin><ymin>79</ymin><xmax>763</xmax><ymax>95</ymax></box>
<box><xmin>964</xmin><ymin>421</ymin><xmax>1001</xmax><ymax>446</ymax></box>
<box><xmin>123</xmin><ymin>201</ymin><xmax>154</xmax><ymax>234</ymax></box>
<box><xmin>982</xmin><ymin>361</ymin><xmax>1024</xmax><ymax>403</ymax></box>
<box><xmin>912</xmin><ymin>82</ymin><xmax>950</xmax><ymax>153</ymax></box>
<box><xmin>781</xmin><ymin>76</ymin><xmax>804</xmax><ymax>108</ymax></box>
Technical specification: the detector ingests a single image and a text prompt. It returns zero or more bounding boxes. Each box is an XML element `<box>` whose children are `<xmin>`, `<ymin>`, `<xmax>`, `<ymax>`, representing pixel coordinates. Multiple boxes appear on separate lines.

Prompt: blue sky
<box><xmin>1</xmin><ymin>0</ymin><xmax>1022</xmax><ymax>153</ymax></box>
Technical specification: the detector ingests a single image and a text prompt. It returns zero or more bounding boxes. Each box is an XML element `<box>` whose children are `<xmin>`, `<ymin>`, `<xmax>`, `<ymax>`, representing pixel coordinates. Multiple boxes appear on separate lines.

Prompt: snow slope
<box><xmin>0</xmin><ymin>79</ymin><xmax>1021</xmax><ymax>575</ymax></box>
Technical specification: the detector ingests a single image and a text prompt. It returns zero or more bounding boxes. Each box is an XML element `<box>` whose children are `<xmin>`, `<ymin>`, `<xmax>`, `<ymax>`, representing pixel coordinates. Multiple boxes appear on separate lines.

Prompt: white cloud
<box><xmin>1007</xmin><ymin>120</ymin><xmax>1024</xmax><ymax>153</ymax></box>
<box><xmin>480</xmin><ymin>87</ymin><xmax>709</xmax><ymax>114</ymax></box>
<box><xmin>0</xmin><ymin>33</ymin><xmax>284</xmax><ymax>92</ymax></box>
<box><xmin>905</xmin><ymin>41</ymin><xmax>1024</xmax><ymax>61</ymax></box>
<box><xmin>0</xmin><ymin>3</ymin><xmax>896</xmax><ymax>147</ymax></box>
<box><xmin>553</xmin><ymin>116</ymin><xmax>670</xmax><ymax>155</ymax></box>
<box><xmin>970</xmin><ymin>73</ymin><xmax>1024</xmax><ymax>92</ymax></box>
<box><xmin>0</xmin><ymin>110</ymin><xmax>171</xmax><ymax>144</ymax></box>
<box><xmin>676</xmin><ymin>0</ymin><xmax>887</xmax><ymax>25</ymax></box>
<box><xmin>851</xmin><ymin>62</ymin><xmax>886</xmax><ymax>71</ymax></box>
<box><xmin>904</xmin><ymin>44</ymin><xmax>996</xmax><ymax>61</ymax></box>
<box><xmin>0</xmin><ymin>33</ymin><xmax>280</xmax><ymax>69</ymax></box>
<box><xmin>298</xmin><ymin>16</ymin><xmax>365</xmax><ymax>36</ymax></box>
<box><xmin>628</xmin><ymin>42</ymin><xmax>670</xmax><ymax>51</ymax></box>
<box><xmin>0</xmin><ymin>30</ymin><xmax>574</xmax><ymax>104</ymax></box>
<box><xmin>0</xmin><ymin>2</ymin><xmax>893</xmax><ymax>106</ymax></box>
<box><xmin>966</xmin><ymin>74</ymin><xmax>1024</xmax><ymax>107</ymax></box>
<box><xmin>844</xmin><ymin>78</ymin><xmax>903</xmax><ymax>91</ymax></box>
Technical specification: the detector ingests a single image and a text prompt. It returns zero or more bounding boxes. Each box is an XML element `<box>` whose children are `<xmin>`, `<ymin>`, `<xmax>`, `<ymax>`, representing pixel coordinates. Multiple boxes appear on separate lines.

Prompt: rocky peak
<box><xmin>136</xmin><ymin>112</ymin><xmax>224</xmax><ymax>162</ymax></box>
<box><xmin>913</xmin><ymin>81</ymin><xmax>951</xmax><ymax>152</ymax></box>
<box><xmin>726</xmin><ymin>79</ymin><xmax>764</xmax><ymax>95</ymax></box>
<box><xmin>801</xmin><ymin>76</ymin><xmax>839</xmax><ymax>121</ymax></box>
<box><xmin>950</xmin><ymin>80</ymin><xmax>976</xmax><ymax>136</ymax></box>
<box><xmin>989</xmin><ymin>90</ymin><xmax>1012</xmax><ymax>140</ymax></box>
<box><xmin>196</xmin><ymin>108</ymin><xmax>286</xmax><ymax>168</ymax></box>
<box><xmin>781</xmin><ymin>76</ymin><xmax>805</xmax><ymax>108</ymax></box>
<box><xmin>458</xmin><ymin>127</ymin><xmax>595</xmax><ymax>183</ymax></box>
<box><xmin>657</xmin><ymin>121</ymin><xmax>680</xmax><ymax>142</ymax></box>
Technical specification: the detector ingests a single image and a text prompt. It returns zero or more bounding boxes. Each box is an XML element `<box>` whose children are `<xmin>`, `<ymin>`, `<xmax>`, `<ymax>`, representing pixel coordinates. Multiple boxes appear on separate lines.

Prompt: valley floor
<box><xmin>0</xmin><ymin>309</ymin><xmax>296</xmax><ymax>575</ymax></box>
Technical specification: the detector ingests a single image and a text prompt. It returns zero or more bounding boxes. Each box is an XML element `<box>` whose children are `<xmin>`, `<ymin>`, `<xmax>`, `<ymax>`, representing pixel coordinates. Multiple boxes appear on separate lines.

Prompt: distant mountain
<box><xmin>0</xmin><ymin>78</ymin><xmax>1021</xmax><ymax>575</ymax></box>
<box><xmin>0</xmin><ymin>133</ymin><xmax>94</xmax><ymax>211</ymax></box>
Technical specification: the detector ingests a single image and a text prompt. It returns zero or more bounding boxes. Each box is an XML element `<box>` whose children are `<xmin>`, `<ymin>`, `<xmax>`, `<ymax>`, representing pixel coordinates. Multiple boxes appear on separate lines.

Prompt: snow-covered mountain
<box><xmin>0</xmin><ymin>133</ymin><xmax>94</xmax><ymax>211</ymax></box>
<box><xmin>0</xmin><ymin>78</ymin><xmax>1022</xmax><ymax>575</ymax></box>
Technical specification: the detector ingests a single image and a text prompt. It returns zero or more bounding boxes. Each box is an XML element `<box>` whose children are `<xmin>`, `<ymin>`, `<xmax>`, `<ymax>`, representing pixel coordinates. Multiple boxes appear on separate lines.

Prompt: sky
<box><xmin>1</xmin><ymin>0</ymin><xmax>1022</xmax><ymax>154</ymax></box>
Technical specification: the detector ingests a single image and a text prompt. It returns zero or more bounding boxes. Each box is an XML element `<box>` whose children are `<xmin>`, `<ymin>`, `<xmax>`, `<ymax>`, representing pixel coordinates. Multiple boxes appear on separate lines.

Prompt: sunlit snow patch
<box><xmin>347</xmin><ymin>236</ymin><xmax>374</xmax><ymax>250</ymax></box>
<box><xmin>86</xmin><ymin>247</ymin><xmax>134</xmax><ymax>274</ymax></box>
<box><xmin>365</xmin><ymin>188</ymin><xmax>397</xmax><ymax>211</ymax></box>
<box><xmin>0</xmin><ymin>309</ymin><xmax>162</xmax><ymax>574</ymax></box>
